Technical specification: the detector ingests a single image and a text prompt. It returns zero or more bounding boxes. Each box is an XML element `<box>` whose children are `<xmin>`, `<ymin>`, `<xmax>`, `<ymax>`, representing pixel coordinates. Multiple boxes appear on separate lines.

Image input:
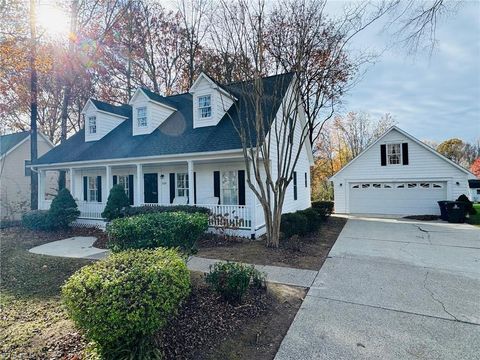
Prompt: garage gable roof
<box><xmin>330</xmin><ymin>126</ymin><xmax>475</xmax><ymax>180</ymax></box>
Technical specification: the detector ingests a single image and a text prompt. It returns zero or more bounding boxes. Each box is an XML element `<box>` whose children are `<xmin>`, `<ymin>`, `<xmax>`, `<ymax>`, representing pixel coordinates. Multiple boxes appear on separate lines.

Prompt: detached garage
<box><xmin>331</xmin><ymin>126</ymin><xmax>475</xmax><ymax>216</ymax></box>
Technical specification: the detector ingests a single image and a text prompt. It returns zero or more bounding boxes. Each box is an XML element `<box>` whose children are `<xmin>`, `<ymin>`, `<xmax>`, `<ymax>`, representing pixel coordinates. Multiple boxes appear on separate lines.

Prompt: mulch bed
<box><xmin>159</xmin><ymin>275</ymin><xmax>270</xmax><ymax>359</ymax></box>
<box><xmin>197</xmin><ymin>216</ymin><xmax>347</xmax><ymax>270</ymax></box>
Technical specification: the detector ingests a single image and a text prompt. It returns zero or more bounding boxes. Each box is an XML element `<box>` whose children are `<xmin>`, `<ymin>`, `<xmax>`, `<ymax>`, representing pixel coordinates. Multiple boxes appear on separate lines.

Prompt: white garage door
<box><xmin>349</xmin><ymin>181</ymin><xmax>447</xmax><ymax>215</ymax></box>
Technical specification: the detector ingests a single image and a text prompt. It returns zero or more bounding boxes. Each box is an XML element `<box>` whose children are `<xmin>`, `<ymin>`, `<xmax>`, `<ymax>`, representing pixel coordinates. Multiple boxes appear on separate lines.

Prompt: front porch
<box><xmin>37</xmin><ymin>157</ymin><xmax>266</xmax><ymax>237</ymax></box>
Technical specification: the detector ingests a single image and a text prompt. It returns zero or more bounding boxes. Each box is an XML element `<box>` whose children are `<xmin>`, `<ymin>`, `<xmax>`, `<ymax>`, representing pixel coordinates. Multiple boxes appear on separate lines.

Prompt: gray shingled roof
<box><xmin>34</xmin><ymin>73</ymin><xmax>294</xmax><ymax>165</ymax></box>
<box><xmin>1</xmin><ymin>131</ymin><xmax>29</xmax><ymax>156</ymax></box>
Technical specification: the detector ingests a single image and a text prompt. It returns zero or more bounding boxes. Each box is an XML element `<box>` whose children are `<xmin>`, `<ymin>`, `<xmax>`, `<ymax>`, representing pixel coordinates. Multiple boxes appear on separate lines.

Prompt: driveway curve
<box><xmin>275</xmin><ymin>216</ymin><xmax>480</xmax><ymax>360</ymax></box>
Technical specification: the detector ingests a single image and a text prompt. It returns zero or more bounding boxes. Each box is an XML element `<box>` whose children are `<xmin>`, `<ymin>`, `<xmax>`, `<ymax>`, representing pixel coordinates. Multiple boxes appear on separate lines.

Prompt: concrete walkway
<box><xmin>275</xmin><ymin>216</ymin><xmax>480</xmax><ymax>360</ymax></box>
<box><xmin>29</xmin><ymin>237</ymin><xmax>317</xmax><ymax>288</ymax></box>
<box><xmin>29</xmin><ymin>236</ymin><xmax>109</xmax><ymax>260</ymax></box>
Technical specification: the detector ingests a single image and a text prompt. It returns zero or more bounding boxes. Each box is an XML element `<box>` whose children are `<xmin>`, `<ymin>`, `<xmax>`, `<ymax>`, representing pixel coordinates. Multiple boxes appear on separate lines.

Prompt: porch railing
<box><xmin>77</xmin><ymin>201</ymin><xmax>106</xmax><ymax>219</ymax></box>
<box><xmin>141</xmin><ymin>203</ymin><xmax>252</xmax><ymax>229</ymax></box>
<box><xmin>72</xmin><ymin>201</ymin><xmax>253</xmax><ymax>230</ymax></box>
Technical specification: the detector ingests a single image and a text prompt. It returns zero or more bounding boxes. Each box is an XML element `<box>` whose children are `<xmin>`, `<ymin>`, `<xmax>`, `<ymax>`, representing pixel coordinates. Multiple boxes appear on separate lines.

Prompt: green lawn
<box><xmin>468</xmin><ymin>204</ymin><xmax>480</xmax><ymax>226</ymax></box>
<box><xmin>0</xmin><ymin>227</ymin><xmax>92</xmax><ymax>358</ymax></box>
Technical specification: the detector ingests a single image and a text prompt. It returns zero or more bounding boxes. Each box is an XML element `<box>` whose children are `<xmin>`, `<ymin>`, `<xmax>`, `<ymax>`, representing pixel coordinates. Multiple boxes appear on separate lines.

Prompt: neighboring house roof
<box><xmin>1</xmin><ymin>131</ymin><xmax>30</xmax><ymax>156</ymax></box>
<box><xmin>469</xmin><ymin>179</ymin><xmax>480</xmax><ymax>189</ymax></box>
<box><xmin>90</xmin><ymin>99</ymin><xmax>132</xmax><ymax>118</ymax></box>
<box><xmin>34</xmin><ymin>73</ymin><xmax>295</xmax><ymax>166</ymax></box>
<box><xmin>330</xmin><ymin>126</ymin><xmax>475</xmax><ymax>180</ymax></box>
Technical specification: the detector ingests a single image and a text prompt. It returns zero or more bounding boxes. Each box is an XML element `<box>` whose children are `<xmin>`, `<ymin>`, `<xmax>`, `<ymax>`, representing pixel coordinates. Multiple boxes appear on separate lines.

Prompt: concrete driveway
<box><xmin>275</xmin><ymin>216</ymin><xmax>480</xmax><ymax>360</ymax></box>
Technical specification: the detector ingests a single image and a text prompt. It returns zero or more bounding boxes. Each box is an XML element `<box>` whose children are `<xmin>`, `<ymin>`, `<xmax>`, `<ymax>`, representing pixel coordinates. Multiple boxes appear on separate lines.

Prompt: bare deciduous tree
<box><xmin>214</xmin><ymin>0</ymin><xmax>311</xmax><ymax>248</ymax></box>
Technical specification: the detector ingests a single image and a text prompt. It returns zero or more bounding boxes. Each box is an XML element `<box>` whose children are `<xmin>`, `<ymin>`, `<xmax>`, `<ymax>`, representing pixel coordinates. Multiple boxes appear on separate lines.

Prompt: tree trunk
<box><xmin>29</xmin><ymin>0</ymin><xmax>38</xmax><ymax>210</ymax></box>
<box><xmin>59</xmin><ymin>0</ymin><xmax>79</xmax><ymax>190</ymax></box>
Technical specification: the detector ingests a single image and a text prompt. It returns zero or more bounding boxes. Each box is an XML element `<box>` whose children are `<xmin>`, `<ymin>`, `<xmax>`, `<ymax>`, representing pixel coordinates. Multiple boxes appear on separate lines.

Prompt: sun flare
<box><xmin>36</xmin><ymin>4</ymin><xmax>70</xmax><ymax>38</ymax></box>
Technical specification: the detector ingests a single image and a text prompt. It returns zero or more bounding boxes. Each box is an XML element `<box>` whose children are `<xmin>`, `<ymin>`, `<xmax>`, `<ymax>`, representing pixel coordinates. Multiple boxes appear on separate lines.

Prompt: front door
<box><xmin>144</xmin><ymin>173</ymin><xmax>158</xmax><ymax>203</ymax></box>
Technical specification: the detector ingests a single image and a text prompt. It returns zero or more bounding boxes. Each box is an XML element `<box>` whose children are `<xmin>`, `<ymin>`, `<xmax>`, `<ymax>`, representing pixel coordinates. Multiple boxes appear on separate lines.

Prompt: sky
<box><xmin>326</xmin><ymin>1</ymin><xmax>480</xmax><ymax>143</ymax></box>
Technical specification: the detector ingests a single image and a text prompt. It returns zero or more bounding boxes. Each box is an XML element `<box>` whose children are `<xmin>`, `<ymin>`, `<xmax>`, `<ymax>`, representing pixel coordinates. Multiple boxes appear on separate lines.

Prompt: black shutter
<box><xmin>293</xmin><ymin>171</ymin><xmax>297</xmax><ymax>200</ymax></box>
<box><xmin>402</xmin><ymin>143</ymin><xmax>409</xmax><ymax>165</ymax></box>
<box><xmin>238</xmin><ymin>170</ymin><xmax>245</xmax><ymax>205</ymax></box>
<box><xmin>305</xmin><ymin>172</ymin><xmax>307</xmax><ymax>187</ymax></box>
<box><xmin>193</xmin><ymin>172</ymin><xmax>197</xmax><ymax>204</ymax></box>
<box><xmin>128</xmin><ymin>175</ymin><xmax>134</xmax><ymax>205</ymax></box>
<box><xmin>97</xmin><ymin>176</ymin><xmax>102</xmax><ymax>202</ymax></box>
<box><xmin>380</xmin><ymin>144</ymin><xmax>387</xmax><ymax>166</ymax></box>
<box><xmin>83</xmin><ymin>176</ymin><xmax>88</xmax><ymax>201</ymax></box>
<box><xmin>113</xmin><ymin>175</ymin><xmax>117</xmax><ymax>185</ymax></box>
<box><xmin>169</xmin><ymin>173</ymin><xmax>175</xmax><ymax>204</ymax></box>
<box><xmin>213</xmin><ymin>171</ymin><xmax>220</xmax><ymax>203</ymax></box>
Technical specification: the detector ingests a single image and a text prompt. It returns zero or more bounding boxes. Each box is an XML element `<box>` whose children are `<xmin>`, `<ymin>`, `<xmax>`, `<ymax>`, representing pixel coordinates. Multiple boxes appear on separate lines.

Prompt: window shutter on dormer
<box><xmin>380</xmin><ymin>144</ymin><xmax>387</xmax><ymax>166</ymax></box>
<box><xmin>402</xmin><ymin>143</ymin><xmax>409</xmax><ymax>165</ymax></box>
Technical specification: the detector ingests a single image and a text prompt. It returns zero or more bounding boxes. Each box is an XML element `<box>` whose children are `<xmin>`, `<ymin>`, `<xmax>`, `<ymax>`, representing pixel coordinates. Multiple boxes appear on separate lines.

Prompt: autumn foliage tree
<box><xmin>470</xmin><ymin>158</ymin><xmax>480</xmax><ymax>178</ymax></box>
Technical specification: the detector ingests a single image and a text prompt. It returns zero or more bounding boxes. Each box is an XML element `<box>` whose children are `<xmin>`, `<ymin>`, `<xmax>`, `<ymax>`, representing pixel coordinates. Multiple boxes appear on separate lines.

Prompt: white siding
<box><xmin>191</xmin><ymin>76</ymin><xmax>234</xmax><ymax>128</ymax></box>
<box><xmin>83</xmin><ymin>102</ymin><xmax>126</xmax><ymax>142</ymax></box>
<box><xmin>131</xmin><ymin>91</ymin><xmax>175</xmax><ymax>136</ymax></box>
<box><xmin>264</xmin><ymin>84</ymin><xmax>312</xmax><ymax>215</ymax></box>
<box><xmin>332</xmin><ymin>128</ymin><xmax>471</xmax><ymax>214</ymax></box>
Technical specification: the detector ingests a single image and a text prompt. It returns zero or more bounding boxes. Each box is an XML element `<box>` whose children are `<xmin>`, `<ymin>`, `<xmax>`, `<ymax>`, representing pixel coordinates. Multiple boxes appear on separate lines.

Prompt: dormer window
<box><xmin>137</xmin><ymin>107</ymin><xmax>147</xmax><ymax>127</ymax></box>
<box><xmin>88</xmin><ymin>116</ymin><xmax>97</xmax><ymax>134</ymax></box>
<box><xmin>198</xmin><ymin>95</ymin><xmax>212</xmax><ymax>118</ymax></box>
<box><xmin>387</xmin><ymin>143</ymin><xmax>401</xmax><ymax>165</ymax></box>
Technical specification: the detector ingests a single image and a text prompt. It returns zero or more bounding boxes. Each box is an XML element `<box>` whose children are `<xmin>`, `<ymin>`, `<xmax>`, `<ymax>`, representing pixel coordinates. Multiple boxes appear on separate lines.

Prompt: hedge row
<box><xmin>124</xmin><ymin>204</ymin><xmax>211</xmax><ymax>217</ymax></box>
<box><xmin>106</xmin><ymin>211</ymin><xmax>209</xmax><ymax>253</ymax></box>
<box><xmin>280</xmin><ymin>201</ymin><xmax>333</xmax><ymax>239</ymax></box>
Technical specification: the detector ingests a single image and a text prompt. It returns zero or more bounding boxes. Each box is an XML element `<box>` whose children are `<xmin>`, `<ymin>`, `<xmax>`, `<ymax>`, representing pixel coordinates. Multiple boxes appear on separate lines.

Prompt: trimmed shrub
<box><xmin>107</xmin><ymin>211</ymin><xmax>209</xmax><ymax>253</ymax></box>
<box><xmin>299</xmin><ymin>207</ymin><xmax>322</xmax><ymax>233</ymax></box>
<box><xmin>124</xmin><ymin>205</ymin><xmax>210</xmax><ymax>217</ymax></box>
<box><xmin>22</xmin><ymin>210</ymin><xmax>52</xmax><ymax>230</ymax></box>
<box><xmin>62</xmin><ymin>248</ymin><xmax>190</xmax><ymax>359</ymax></box>
<box><xmin>312</xmin><ymin>200</ymin><xmax>334</xmax><ymax>218</ymax></box>
<box><xmin>280</xmin><ymin>212</ymin><xmax>308</xmax><ymax>239</ymax></box>
<box><xmin>101</xmin><ymin>185</ymin><xmax>130</xmax><ymax>221</ymax></box>
<box><xmin>205</xmin><ymin>262</ymin><xmax>265</xmax><ymax>303</ymax></box>
<box><xmin>457</xmin><ymin>194</ymin><xmax>477</xmax><ymax>215</ymax></box>
<box><xmin>48</xmin><ymin>188</ymin><xmax>80</xmax><ymax>229</ymax></box>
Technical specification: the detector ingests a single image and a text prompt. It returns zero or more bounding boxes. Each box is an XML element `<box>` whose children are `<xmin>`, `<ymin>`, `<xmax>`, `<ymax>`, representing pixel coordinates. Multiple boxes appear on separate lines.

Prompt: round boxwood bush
<box><xmin>299</xmin><ymin>208</ymin><xmax>322</xmax><ymax>233</ymax></box>
<box><xmin>62</xmin><ymin>248</ymin><xmax>191</xmax><ymax>359</ymax></box>
<box><xmin>101</xmin><ymin>184</ymin><xmax>130</xmax><ymax>221</ymax></box>
<box><xmin>48</xmin><ymin>188</ymin><xmax>80</xmax><ymax>228</ymax></box>
<box><xmin>205</xmin><ymin>262</ymin><xmax>265</xmax><ymax>304</ymax></box>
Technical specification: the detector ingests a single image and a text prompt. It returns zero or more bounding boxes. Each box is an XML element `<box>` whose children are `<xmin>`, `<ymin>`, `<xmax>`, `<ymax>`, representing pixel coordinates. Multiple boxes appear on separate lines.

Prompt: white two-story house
<box><xmin>33</xmin><ymin>73</ymin><xmax>313</xmax><ymax>237</ymax></box>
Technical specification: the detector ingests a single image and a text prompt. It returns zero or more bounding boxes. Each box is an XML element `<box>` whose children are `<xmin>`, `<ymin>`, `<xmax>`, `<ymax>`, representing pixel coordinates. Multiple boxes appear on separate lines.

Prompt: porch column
<box><xmin>136</xmin><ymin>164</ymin><xmax>143</xmax><ymax>205</ymax></box>
<box><xmin>105</xmin><ymin>165</ymin><xmax>112</xmax><ymax>196</ymax></box>
<box><xmin>38</xmin><ymin>169</ymin><xmax>46</xmax><ymax>209</ymax></box>
<box><xmin>69</xmin><ymin>168</ymin><xmax>75</xmax><ymax>199</ymax></box>
<box><xmin>188</xmin><ymin>160</ymin><xmax>195</xmax><ymax>205</ymax></box>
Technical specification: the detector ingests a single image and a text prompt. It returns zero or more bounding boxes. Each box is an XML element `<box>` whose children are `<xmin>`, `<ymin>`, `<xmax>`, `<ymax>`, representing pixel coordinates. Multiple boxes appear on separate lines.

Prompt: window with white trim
<box><xmin>387</xmin><ymin>143</ymin><xmax>401</xmax><ymax>165</ymax></box>
<box><xmin>118</xmin><ymin>175</ymin><xmax>130</xmax><ymax>199</ymax></box>
<box><xmin>88</xmin><ymin>176</ymin><xmax>98</xmax><ymax>202</ymax></box>
<box><xmin>198</xmin><ymin>95</ymin><xmax>212</xmax><ymax>118</ymax></box>
<box><xmin>221</xmin><ymin>171</ymin><xmax>238</xmax><ymax>205</ymax></box>
<box><xmin>137</xmin><ymin>107</ymin><xmax>147</xmax><ymax>127</ymax></box>
<box><xmin>176</xmin><ymin>173</ymin><xmax>189</xmax><ymax>197</ymax></box>
<box><xmin>88</xmin><ymin>116</ymin><xmax>97</xmax><ymax>134</ymax></box>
